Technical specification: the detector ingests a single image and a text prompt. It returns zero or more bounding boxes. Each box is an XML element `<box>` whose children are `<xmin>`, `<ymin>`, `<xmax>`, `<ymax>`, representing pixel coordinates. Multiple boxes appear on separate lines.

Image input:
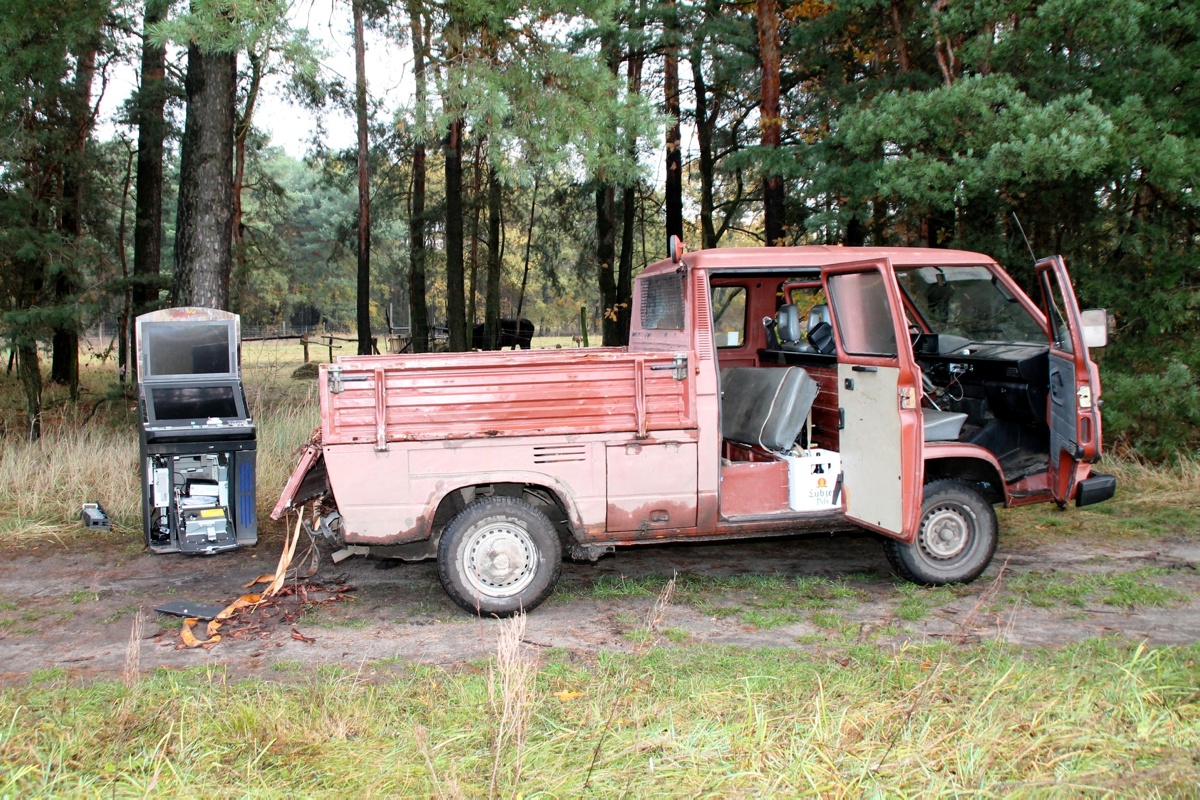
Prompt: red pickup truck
<box><xmin>274</xmin><ymin>245</ymin><xmax>1114</xmax><ymax>615</ymax></box>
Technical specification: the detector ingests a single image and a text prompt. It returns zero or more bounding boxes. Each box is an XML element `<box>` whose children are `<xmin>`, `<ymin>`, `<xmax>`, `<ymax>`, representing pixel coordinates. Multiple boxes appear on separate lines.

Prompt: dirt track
<box><xmin>1</xmin><ymin>518</ymin><xmax>1197</xmax><ymax>684</ymax></box>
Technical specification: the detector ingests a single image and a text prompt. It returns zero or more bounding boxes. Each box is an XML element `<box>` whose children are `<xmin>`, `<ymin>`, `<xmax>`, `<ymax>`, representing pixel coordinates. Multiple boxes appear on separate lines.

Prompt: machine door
<box><xmin>1036</xmin><ymin>256</ymin><xmax>1097</xmax><ymax>504</ymax></box>
<box><xmin>822</xmin><ymin>259</ymin><xmax>925</xmax><ymax>538</ymax></box>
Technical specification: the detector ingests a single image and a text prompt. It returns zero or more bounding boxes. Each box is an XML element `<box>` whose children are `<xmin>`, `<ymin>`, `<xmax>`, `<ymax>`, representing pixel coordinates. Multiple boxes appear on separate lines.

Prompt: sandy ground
<box><xmin>1</xmin><ymin>523</ymin><xmax>1197</xmax><ymax>683</ymax></box>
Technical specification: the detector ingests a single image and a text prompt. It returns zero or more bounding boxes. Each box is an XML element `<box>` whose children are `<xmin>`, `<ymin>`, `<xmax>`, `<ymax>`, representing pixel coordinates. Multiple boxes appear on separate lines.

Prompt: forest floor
<box><xmin>2</xmin><ymin>505</ymin><xmax>1197</xmax><ymax>684</ymax></box>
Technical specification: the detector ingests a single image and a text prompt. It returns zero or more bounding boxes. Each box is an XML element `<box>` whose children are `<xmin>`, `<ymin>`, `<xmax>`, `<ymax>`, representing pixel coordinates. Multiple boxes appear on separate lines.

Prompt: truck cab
<box><xmin>274</xmin><ymin>244</ymin><xmax>1114</xmax><ymax>615</ymax></box>
<box><xmin>677</xmin><ymin>246</ymin><xmax>1113</xmax><ymax>586</ymax></box>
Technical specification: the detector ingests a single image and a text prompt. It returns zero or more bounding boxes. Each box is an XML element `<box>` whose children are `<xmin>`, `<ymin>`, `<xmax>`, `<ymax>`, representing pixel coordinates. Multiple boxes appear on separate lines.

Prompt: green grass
<box><xmin>1</xmin><ymin>640</ymin><xmax>1197</xmax><ymax>795</ymax></box>
<box><xmin>577</xmin><ymin>572</ymin><xmax>871</xmax><ymax>630</ymax></box>
<box><xmin>1000</xmin><ymin>456</ymin><xmax>1200</xmax><ymax>546</ymax></box>
<box><xmin>1006</xmin><ymin>567</ymin><xmax>1188</xmax><ymax>610</ymax></box>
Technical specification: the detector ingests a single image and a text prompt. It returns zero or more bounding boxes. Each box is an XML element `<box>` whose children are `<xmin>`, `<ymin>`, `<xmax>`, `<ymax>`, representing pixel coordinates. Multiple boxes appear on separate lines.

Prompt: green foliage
<box><xmin>1101</xmin><ymin>362</ymin><xmax>1200</xmax><ymax>460</ymax></box>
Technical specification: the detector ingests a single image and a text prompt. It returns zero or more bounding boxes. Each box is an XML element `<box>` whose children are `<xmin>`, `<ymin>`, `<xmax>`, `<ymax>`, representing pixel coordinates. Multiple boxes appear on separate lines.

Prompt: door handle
<box><xmin>852</xmin><ymin>365</ymin><xmax>877</xmax><ymax>373</ymax></box>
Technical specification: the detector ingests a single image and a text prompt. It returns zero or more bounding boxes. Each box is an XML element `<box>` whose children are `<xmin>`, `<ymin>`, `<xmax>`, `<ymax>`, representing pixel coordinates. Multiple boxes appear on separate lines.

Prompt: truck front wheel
<box><xmin>884</xmin><ymin>479</ymin><xmax>997</xmax><ymax>586</ymax></box>
<box><xmin>437</xmin><ymin>496</ymin><xmax>562</xmax><ymax>616</ymax></box>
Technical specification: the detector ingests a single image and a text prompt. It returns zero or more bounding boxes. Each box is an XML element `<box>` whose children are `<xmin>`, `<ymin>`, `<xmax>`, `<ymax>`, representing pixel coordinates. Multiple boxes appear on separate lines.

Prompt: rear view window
<box><xmin>711</xmin><ymin>286</ymin><xmax>746</xmax><ymax>347</ymax></box>
<box><xmin>641</xmin><ymin>273</ymin><xmax>685</xmax><ymax>330</ymax></box>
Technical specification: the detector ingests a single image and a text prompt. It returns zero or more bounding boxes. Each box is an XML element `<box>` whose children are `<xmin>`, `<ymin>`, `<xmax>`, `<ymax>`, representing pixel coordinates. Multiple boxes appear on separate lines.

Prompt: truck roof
<box><xmin>642</xmin><ymin>245</ymin><xmax>997</xmax><ymax>277</ymax></box>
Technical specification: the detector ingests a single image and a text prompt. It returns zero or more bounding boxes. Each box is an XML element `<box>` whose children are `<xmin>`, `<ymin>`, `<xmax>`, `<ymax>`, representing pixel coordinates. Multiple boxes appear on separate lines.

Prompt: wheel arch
<box><xmin>428</xmin><ymin>475</ymin><xmax>583</xmax><ymax>547</ymax></box>
<box><xmin>923</xmin><ymin>445</ymin><xmax>1008</xmax><ymax>505</ymax></box>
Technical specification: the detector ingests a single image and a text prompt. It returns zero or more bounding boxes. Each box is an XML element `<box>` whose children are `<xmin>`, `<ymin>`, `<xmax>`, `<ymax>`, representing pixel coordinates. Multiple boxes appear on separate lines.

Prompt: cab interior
<box><xmin>710</xmin><ymin>269</ymin><xmax>1054</xmax><ymax>520</ymax></box>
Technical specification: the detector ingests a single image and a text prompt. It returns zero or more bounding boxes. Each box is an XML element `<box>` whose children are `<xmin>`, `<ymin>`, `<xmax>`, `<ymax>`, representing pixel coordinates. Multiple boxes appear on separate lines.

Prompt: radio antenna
<box><xmin>1011</xmin><ymin>212</ymin><xmax>1038</xmax><ymax>266</ymax></box>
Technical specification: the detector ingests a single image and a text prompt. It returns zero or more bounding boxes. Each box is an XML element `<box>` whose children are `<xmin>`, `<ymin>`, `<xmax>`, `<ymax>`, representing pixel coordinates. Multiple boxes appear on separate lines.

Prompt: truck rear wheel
<box><xmin>884</xmin><ymin>479</ymin><xmax>997</xmax><ymax>586</ymax></box>
<box><xmin>437</xmin><ymin>495</ymin><xmax>562</xmax><ymax>616</ymax></box>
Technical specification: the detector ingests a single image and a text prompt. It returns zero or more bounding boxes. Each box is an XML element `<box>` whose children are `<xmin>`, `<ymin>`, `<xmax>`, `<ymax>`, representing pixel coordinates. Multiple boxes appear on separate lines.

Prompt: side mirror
<box><xmin>668</xmin><ymin>235</ymin><xmax>685</xmax><ymax>264</ymax></box>
<box><xmin>1081</xmin><ymin>308</ymin><xmax>1108</xmax><ymax>349</ymax></box>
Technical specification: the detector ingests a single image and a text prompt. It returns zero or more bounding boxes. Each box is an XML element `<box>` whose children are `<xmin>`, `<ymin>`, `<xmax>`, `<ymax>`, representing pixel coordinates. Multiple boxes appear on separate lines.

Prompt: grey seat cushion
<box><xmin>922</xmin><ymin>408</ymin><xmax>969</xmax><ymax>441</ymax></box>
<box><xmin>720</xmin><ymin>366</ymin><xmax>819</xmax><ymax>452</ymax></box>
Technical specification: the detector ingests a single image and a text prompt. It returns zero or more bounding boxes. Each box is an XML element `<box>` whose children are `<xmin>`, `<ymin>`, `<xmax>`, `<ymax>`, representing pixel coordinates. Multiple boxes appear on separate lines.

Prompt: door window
<box><xmin>1039</xmin><ymin>271</ymin><xmax>1075</xmax><ymax>353</ymax></box>
<box><xmin>827</xmin><ymin>271</ymin><xmax>898</xmax><ymax>356</ymax></box>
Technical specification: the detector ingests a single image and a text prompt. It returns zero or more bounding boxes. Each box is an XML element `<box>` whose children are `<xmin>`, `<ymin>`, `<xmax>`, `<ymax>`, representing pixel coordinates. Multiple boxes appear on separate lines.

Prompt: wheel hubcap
<box><xmin>464</xmin><ymin>522</ymin><xmax>537</xmax><ymax>598</ymax></box>
<box><xmin>920</xmin><ymin>506</ymin><xmax>971</xmax><ymax>560</ymax></box>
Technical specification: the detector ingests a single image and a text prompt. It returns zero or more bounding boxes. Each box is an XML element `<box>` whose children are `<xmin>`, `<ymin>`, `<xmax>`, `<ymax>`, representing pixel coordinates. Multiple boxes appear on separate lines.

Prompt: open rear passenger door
<box><xmin>1036</xmin><ymin>256</ymin><xmax>1099</xmax><ymax>505</ymax></box>
<box><xmin>822</xmin><ymin>259</ymin><xmax>925</xmax><ymax>539</ymax></box>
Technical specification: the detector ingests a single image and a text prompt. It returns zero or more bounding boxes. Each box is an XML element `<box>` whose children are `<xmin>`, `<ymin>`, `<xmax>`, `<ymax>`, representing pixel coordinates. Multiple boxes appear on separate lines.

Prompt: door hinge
<box><xmin>649</xmin><ymin>353</ymin><xmax>688</xmax><ymax>381</ymax></box>
<box><xmin>326</xmin><ymin>365</ymin><xmax>368</xmax><ymax>394</ymax></box>
<box><xmin>1077</xmin><ymin>385</ymin><xmax>1093</xmax><ymax>409</ymax></box>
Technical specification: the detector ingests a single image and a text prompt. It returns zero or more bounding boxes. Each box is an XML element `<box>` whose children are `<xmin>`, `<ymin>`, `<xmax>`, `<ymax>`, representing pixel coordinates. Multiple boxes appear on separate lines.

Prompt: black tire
<box><xmin>884</xmin><ymin>479</ymin><xmax>998</xmax><ymax>586</ymax></box>
<box><xmin>437</xmin><ymin>495</ymin><xmax>562</xmax><ymax>616</ymax></box>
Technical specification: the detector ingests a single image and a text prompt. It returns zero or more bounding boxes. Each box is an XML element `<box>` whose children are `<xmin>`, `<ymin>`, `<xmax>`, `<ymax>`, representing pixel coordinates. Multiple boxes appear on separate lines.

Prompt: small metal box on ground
<box><xmin>136</xmin><ymin>308</ymin><xmax>257</xmax><ymax>555</ymax></box>
<box><xmin>784</xmin><ymin>449</ymin><xmax>841</xmax><ymax>511</ymax></box>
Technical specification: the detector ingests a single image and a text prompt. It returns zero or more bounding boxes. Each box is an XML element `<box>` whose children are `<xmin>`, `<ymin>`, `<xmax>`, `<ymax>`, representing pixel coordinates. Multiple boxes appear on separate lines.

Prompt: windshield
<box><xmin>896</xmin><ymin>266</ymin><xmax>1045</xmax><ymax>344</ymax></box>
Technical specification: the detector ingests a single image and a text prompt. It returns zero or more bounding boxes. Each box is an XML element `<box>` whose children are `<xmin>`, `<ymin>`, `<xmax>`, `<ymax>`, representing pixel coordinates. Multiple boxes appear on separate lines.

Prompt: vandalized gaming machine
<box><xmin>136</xmin><ymin>308</ymin><xmax>257</xmax><ymax>554</ymax></box>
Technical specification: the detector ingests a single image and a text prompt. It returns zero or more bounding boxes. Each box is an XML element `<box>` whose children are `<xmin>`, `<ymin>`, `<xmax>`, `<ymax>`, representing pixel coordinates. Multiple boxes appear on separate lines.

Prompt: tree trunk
<box><xmin>353</xmin><ymin>0</ymin><xmax>372</xmax><ymax>355</ymax></box>
<box><xmin>52</xmin><ymin>43</ymin><xmax>98</xmax><ymax>397</ymax></box>
<box><xmin>516</xmin><ymin>176</ymin><xmax>538</xmax><ymax>319</ymax></box>
<box><xmin>691</xmin><ymin>43</ymin><xmax>718</xmax><ymax>249</ymax></box>
<box><xmin>132</xmin><ymin>0</ymin><xmax>168</xmax><ymax>381</ymax></box>
<box><xmin>663</xmin><ymin>0</ymin><xmax>683</xmax><ymax>244</ymax></box>
<box><xmin>467</xmin><ymin>138</ymin><xmax>484</xmax><ymax>332</ymax></box>
<box><xmin>174</xmin><ymin>43</ymin><xmax>236</xmax><ymax>309</ymax></box>
<box><xmin>757</xmin><ymin>0</ymin><xmax>785</xmax><ymax>246</ymax></box>
<box><xmin>445</xmin><ymin>116</ymin><xmax>468</xmax><ymax>351</ymax></box>
<box><xmin>616</xmin><ymin>51</ymin><xmax>644</xmax><ymax>341</ymax></box>
<box><xmin>597</xmin><ymin>30</ymin><xmax>624</xmax><ymax>347</ymax></box>
<box><xmin>232</xmin><ymin>50</ymin><xmax>264</xmax><ymax>316</ymax></box>
<box><xmin>407</xmin><ymin>0</ymin><xmax>429</xmax><ymax>353</ymax></box>
<box><xmin>483</xmin><ymin>166</ymin><xmax>502</xmax><ymax>350</ymax></box>
<box><xmin>16</xmin><ymin>344</ymin><xmax>42</xmax><ymax>441</ymax></box>
<box><xmin>596</xmin><ymin>183</ymin><xmax>620</xmax><ymax>346</ymax></box>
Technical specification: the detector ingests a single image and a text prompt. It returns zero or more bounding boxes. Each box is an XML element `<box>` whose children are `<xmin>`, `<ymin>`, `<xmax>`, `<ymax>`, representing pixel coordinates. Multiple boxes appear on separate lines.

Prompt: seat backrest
<box><xmin>720</xmin><ymin>366</ymin><xmax>819</xmax><ymax>452</ymax></box>
<box><xmin>776</xmin><ymin>305</ymin><xmax>802</xmax><ymax>344</ymax></box>
<box><xmin>807</xmin><ymin>304</ymin><xmax>831</xmax><ymax>330</ymax></box>
<box><xmin>807</xmin><ymin>321</ymin><xmax>836</xmax><ymax>355</ymax></box>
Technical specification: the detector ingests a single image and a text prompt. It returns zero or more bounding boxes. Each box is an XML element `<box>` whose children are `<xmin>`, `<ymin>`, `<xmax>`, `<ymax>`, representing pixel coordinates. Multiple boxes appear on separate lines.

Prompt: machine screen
<box><xmin>143</xmin><ymin>322</ymin><xmax>234</xmax><ymax>376</ymax></box>
<box><xmin>149</xmin><ymin>385</ymin><xmax>240</xmax><ymax>421</ymax></box>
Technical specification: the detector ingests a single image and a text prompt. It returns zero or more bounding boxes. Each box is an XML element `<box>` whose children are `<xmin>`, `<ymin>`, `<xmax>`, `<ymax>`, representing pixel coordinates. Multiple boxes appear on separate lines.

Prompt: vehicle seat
<box><xmin>807</xmin><ymin>303</ymin><xmax>831</xmax><ymax>331</ymax></box>
<box><xmin>720</xmin><ymin>366</ymin><xmax>819</xmax><ymax>452</ymax></box>
<box><xmin>804</xmin><ymin>305</ymin><xmax>836</xmax><ymax>355</ymax></box>
<box><xmin>775</xmin><ymin>305</ymin><xmax>811</xmax><ymax>352</ymax></box>
<box><xmin>922</xmin><ymin>409</ymin><xmax>969</xmax><ymax>442</ymax></box>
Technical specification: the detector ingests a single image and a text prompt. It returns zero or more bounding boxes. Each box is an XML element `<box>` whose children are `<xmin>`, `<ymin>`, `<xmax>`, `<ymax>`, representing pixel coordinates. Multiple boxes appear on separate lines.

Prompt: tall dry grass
<box><xmin>0</xmin><ymin>342</ymin><xmax>319</xmax><ymax>542</ymax></box>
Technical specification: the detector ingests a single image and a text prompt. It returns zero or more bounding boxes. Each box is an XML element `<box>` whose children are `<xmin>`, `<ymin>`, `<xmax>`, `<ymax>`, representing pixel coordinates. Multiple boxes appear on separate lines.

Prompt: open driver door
<box><xmin>822</xmin><ymin>259</ymin><xmax>925</xmax><ymax>539</ymax></box>
<box><xmin>1036</xmin><ymin>255</ymin><xmax>1103</xmax><ymax>506</ymax></box>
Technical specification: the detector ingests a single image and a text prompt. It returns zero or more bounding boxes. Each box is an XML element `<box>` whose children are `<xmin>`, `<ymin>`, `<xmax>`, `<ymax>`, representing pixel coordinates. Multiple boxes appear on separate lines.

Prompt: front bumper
<box><xmin>1075</xmin><ymin>472</ymin><xmax>1117</xmax><ymax>507</ymax></box>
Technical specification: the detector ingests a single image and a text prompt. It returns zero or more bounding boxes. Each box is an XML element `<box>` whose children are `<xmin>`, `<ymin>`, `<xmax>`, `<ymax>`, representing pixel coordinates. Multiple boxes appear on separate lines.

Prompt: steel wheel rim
<box><xmin>464</xmin><ymin>522</ymin><xmax>538</xmax><ymax>598</ymax></box>
<box><xmin>918</xmin><ymin>503</ymin><xmax>975</xmax><ymax>562</ymax></box>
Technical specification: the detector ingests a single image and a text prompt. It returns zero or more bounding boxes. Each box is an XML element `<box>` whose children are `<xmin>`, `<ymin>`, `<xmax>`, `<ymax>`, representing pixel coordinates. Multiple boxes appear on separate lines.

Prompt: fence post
<box><xmin>579</xmin><ymin>306</ymin><xmax>589</xmax><ymax>348</ymax></box>
<box><xmin>326</xmin><ymin>336</ymin><xmax>334</xmax><ymax>362</ymax></box>
<box><xmin>301</xmin><ymin>334</ymin><xmax>310</xmax><ymax>363</ymax></box>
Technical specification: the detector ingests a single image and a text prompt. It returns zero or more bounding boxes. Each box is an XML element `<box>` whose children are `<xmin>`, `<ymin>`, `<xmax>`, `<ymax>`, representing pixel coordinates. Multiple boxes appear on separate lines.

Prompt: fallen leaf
<box><xmin>180</xmin><ymin>617</ymin><xmax>220</xmax><ymax>648</ymax></box>
<box><xmin>291</xmin><ymin>625</ymin><xmax>315</xmax><ymax>644</ymax></box>
<box><xmin>554</xmin><ymin>690</ymin><xmax>585</xmax><ymax>702</ymax></box>
<box><xmin>243</xmin><ymin>574</ymin><xmax>277</xmax><ymax>588</ymax></box>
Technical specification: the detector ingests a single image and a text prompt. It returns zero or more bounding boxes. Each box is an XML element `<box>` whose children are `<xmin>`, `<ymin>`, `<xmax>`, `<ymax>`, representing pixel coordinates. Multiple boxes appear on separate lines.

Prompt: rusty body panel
<box><xmin>274</xmin><ymin>245</ymin><xmax>1109</xmax><ymax>594</ymax></box>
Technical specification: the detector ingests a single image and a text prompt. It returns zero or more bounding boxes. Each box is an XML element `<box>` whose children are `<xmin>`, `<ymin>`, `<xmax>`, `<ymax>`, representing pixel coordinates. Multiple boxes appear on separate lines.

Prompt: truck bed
<box><xmin>318</xmin><ymin>348</ymin><xmax>696</xmax><ymax>448</ymax></box>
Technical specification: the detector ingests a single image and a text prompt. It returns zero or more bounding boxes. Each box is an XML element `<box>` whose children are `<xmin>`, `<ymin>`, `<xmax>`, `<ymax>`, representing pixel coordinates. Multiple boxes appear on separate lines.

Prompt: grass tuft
<box><xmin>1</xmin><ymin>640</ymin><xmax>1197</xmax><ymax>795</ymax></box>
